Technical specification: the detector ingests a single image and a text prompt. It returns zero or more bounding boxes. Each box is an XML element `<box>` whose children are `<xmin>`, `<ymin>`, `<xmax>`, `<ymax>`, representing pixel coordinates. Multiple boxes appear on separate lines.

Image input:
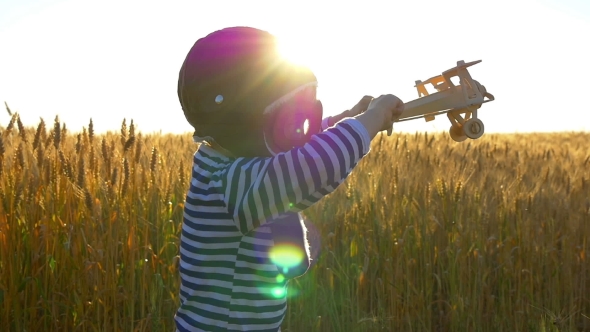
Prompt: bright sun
<box><xmin>277</xmin><ymin>35</ymin><xmax>315</xmax><ymax>68</ymax></box>
<box><xmin>276</xmin><ymin>34</ymin><xmax>325</xmax><ymax>102</ymax></box>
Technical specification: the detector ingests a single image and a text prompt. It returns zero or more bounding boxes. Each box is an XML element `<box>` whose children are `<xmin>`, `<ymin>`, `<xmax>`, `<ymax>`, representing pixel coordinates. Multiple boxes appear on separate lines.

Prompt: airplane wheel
<box><xmin>449</xmin><ymin>125</ymin><xmax>467</xmax><ymax>142</ymax></box>
<box><xmin>464</xmin><ymin>118</ymin><xmax>485</xmax><ymax>139</ymax></box>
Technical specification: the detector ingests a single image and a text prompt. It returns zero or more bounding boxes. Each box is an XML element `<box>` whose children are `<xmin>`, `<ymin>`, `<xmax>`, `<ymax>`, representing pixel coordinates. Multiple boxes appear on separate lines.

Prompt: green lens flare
<box><xmin>271</xmin><ymin>287</ymin><xmax>286</xmax><ymax>298</ymax></box>
<box><xmin>269</xmin><ymin>244</ymin><xmax>304</xmax><ymax>273</ymax></box>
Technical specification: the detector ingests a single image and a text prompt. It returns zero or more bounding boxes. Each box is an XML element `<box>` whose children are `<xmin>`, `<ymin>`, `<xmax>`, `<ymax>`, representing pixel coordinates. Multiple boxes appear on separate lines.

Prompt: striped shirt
<box><xmin>175</xmin><ymin>118</ymin><xmax>371</xmax><ymax>331</ymax></box>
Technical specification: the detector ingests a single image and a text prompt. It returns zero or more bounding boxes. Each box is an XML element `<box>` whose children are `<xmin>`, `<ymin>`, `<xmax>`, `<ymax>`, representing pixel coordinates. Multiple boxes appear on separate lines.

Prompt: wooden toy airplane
<box><xmin>395</xmin><ymin>60</ymin><xmax>495</xmax><ymax>142</ymax></box>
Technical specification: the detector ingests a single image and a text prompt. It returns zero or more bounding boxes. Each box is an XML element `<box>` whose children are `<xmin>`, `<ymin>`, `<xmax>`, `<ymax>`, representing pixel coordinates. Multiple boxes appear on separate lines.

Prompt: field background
<box><xmin>0</xmin><ymin>112</ymin><xmax>589</xmax><ymax>331</ymax></box>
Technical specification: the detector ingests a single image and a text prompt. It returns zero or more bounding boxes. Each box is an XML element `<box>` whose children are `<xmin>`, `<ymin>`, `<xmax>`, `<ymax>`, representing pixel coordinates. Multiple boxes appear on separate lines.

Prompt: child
<box><xmin>176</xmin><ymin>26</ymin><xmax>404</xmax><ymax>332</ymax></box>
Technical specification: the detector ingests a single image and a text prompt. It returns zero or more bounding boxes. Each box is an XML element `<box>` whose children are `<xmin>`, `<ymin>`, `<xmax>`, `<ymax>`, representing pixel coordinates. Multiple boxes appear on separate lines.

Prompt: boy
<box><xmin>176</xmin><ymin>26</ymin><xmax>404</xmax><ymax>332</ymax></box>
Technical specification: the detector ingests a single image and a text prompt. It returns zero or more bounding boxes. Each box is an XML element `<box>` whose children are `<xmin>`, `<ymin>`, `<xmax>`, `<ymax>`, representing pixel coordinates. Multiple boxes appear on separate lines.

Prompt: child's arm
<box><xmin>223</xmin><ymin>94</ymin><xmax>404</xmax><ymax>235</ymax></box>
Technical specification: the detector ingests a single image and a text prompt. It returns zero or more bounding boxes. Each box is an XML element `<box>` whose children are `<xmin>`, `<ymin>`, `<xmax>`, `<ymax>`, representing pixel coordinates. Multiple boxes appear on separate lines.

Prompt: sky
<box><xmin>0</xmin><ymin>0</ymin><xmax>589</xmax><ymax>135</ymax></box>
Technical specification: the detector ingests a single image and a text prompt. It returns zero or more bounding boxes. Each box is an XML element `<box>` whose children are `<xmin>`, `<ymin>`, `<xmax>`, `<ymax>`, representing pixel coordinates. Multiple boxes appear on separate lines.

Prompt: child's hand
<box><xmin>327</xmin><ymin>95</ymin><xmax>374</xmax><ymax>127</ymax></box>
<box><xmin>347</xmin><ymin>95</ymin><xmax>374</xmax><ymax>117</ymax></box>
<box><xmin>356</xmin><ymin>94</ymin><xmax>404</xmax><ymax>139</ymax></box>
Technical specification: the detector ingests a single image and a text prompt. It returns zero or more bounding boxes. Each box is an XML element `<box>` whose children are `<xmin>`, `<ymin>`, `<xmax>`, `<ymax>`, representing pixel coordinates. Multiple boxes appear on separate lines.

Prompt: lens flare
<box><xmin>269</xmin><ymin>244</ymin><xmax>305</xmax><ymax>274</ymax></box>
<box><xmin>271</xmin><ymin>287</ymin><xmax>286</xmax><ymax>298</ymax></box>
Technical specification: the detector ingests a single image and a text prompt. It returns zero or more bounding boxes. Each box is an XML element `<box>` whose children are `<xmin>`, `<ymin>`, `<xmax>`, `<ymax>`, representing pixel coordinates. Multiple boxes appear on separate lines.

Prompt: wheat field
<box><xmin>0</xmin><ymin>110</ymin><xmax>589</xmax><ymax>331</ymax></box>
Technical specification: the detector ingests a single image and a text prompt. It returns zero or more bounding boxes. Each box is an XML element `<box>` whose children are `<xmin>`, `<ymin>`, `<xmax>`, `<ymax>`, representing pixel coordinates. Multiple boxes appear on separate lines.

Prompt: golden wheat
<box><xmin>0</xmin><ymin>115</ymin><xmax>588</xmax><ymax>331</ymax></box>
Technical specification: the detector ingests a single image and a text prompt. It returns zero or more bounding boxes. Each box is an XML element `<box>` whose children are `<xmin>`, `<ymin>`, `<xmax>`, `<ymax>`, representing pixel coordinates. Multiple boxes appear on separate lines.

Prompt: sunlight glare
<box><xmin>277</xmin><ymin>35</ymin><xmax>314</xmax><ymax>68</ymax></box>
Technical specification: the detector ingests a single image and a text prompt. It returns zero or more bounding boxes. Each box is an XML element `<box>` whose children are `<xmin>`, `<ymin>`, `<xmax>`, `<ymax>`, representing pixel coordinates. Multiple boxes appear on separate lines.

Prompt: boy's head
<box><xmin>178</xmin><ymin>27</ymin><xmax>322</xmax><ymax>157</ymax></box>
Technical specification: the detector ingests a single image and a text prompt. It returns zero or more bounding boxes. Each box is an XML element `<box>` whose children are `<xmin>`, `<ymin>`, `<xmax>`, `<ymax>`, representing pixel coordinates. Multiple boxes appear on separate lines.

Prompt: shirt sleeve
<box><xmin>222</xmin><ymin>118</ymin><xmax>371</xmax><ymax>235</ymax></box>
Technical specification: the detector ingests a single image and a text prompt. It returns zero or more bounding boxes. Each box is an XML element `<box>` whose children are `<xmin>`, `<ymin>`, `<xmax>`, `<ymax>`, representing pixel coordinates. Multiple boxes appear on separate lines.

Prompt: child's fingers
<box><xmin>393</xmin><ymin>104</ymin><xmax>404</xmax><ymax>120</ymax></box>
<box><xmin>358</xmin><ymin>95</ymin><xmax>374</xmax><ymax>108</ymax></box>
<box><xmin>387</xmin><ymin>96</ymin><xmax>404</xmax><ymax>136</ymax></box>
<box><xmin>350</xmin><ymin>95</ymin><xmax>374</xmax><ymax>116</ymax></box>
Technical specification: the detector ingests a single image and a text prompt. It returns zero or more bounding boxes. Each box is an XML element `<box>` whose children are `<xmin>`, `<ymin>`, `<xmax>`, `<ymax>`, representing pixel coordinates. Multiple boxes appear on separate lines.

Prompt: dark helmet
<box><xmin>178</xmin><ymin>26</ymin><xmax>321</xmax><ymax>157</ymax></box>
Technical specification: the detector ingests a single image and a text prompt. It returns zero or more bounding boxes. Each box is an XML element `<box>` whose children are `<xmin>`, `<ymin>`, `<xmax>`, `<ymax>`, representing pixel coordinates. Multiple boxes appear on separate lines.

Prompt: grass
<box><xmin>0</xmin><ymin>110</ymin><xmax>589</xmax><ymax>331</ymax></box>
